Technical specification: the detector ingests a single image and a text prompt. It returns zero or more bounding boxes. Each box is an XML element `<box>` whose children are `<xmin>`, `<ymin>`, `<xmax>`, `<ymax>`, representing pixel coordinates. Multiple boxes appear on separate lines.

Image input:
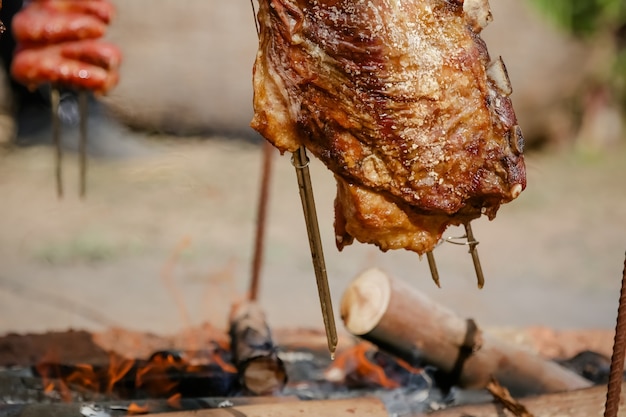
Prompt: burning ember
<box><xmin>34</xmin><ymin>346</ymin><xmax>238</xmax><ymax>402</ymax></box>
<box><xmin>0</xmin><ymin>323</ymin><xmax>617</xmax><ymax>417</ymax></box>
<box><xmin>325</xmin><ymin>343</ymin><xmax>427</xmax><ymax>390</ymax></box>
<box><xmin>0</xmin><ymin>326</ymin><xmax>444</xmax><ymax>414</ymax></box>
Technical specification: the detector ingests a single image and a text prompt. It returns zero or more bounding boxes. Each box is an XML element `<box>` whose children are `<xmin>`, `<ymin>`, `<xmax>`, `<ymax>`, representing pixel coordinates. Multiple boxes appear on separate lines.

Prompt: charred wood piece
<box><xmin>29</xmin><ymin>349</ymin><xmax>238</xmax><ymax>400</ymax></box>
<box><xmin>229</xmin><ymin>301</ymin><xmax>287</xmax><ymax>395</ymax></box>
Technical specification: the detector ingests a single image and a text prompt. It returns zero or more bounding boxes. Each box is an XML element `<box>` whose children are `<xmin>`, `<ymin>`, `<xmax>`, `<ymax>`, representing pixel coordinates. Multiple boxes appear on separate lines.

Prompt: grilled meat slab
<box><xmin>252</xmin><ymin>0</ymin><xmax>526</xmax><ymax>254</ymax></box>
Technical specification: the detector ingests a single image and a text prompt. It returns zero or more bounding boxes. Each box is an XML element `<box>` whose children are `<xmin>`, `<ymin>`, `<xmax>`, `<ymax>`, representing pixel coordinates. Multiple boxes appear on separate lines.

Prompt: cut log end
<box><xmin>229</xmin><ymin>300</ymin><xmax>287</xmax><ymax>395</ymax></box>
<box><xmin>242</xmin><ymin>356</ymin><xmax>288</xmax><ymax>395</ymax></box>
<box><xmin>340</xmin><ymin>268</ymin><xmax>391</xmax><ymax>336</ymax></box>
<box><xmin>340</xmin><ymin>267</ymin><xmax>592</xmax><ymax>395</ymax></box>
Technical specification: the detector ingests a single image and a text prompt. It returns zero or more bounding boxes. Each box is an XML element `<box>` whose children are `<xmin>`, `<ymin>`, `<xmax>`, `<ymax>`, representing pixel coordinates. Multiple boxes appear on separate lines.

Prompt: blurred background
<box><xmin>0</xmin><ymin>0</ymin><xmax>624</xmax><ymax>337</ymax></box>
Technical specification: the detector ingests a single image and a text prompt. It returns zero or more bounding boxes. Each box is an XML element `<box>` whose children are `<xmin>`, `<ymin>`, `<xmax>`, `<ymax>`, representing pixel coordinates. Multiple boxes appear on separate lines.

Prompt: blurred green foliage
<box><xmin>527</xmin><ymin>0</ymin><xmax>625</xmax><ymax>37</ymax></box>
<box><xmin>528</xmin><ymin>0</ymin><xmax>626</xmax><ymax>111</ymax></box>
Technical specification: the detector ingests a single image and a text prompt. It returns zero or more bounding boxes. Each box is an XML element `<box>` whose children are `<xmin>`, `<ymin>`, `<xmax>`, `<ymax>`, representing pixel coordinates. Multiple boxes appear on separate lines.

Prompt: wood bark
<box><xmin>229</xmin><ymin>300</ymin><xmax>287</xmax><ymax>395</ymax></box>
<box><xmin>425</xmin><ymin>382</ymin><xmax>626</xmax><ymax>417</ymax></box>
<box><xmin>340</xmin><ymin>268</ymin><xmax>592</xmax><ymax>395</ymax></box>
<box><xmin>141</xmin><ymin>397</ymin><xmax>388</xmax><ymax>417</ymax></box>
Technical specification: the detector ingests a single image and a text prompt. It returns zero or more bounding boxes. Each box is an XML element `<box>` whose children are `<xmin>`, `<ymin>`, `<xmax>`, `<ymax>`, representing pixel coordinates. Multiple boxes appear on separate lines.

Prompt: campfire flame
<box><xmin>107</xmin><ymin>355</ymin><xmax>134</xmax><ymax>394</ymax></box>
<box><xmin>325</xmin><ymin>343</ymin><xmax>423</xmax><ymax>389</ymax></box>
<box><xmin>126</xmin><ymin>402</ymin><xmax>151</xmax><ymax>415</ymax></box>
<box><xmin>36</xmin><ymin>351</ymin><xmax>74</xmax><ymax>402</ymax></box>
<box><xmin>35</xmin><ymin>345</ymin><xmax>238</xmax><ymax>402</ymax></box>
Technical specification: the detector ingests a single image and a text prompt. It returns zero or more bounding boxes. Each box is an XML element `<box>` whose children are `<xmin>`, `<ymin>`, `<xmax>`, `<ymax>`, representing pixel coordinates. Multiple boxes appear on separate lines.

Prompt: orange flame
<box><xmin>127</xmin><ymin>402</ymin><xmax>151</xmax><ymax>415</ymax></box>
<box><xmin>65</xmin><ymin>363</ymin><xmax>99</xmax><ymax>393</ymax></box>
<box><xmin>135</xmin><ymin>355</ymin><xmax>179</xmax><ymax>397</ymax></box>
<box><xmin>395</xmin><ymin>357</ymin><xmax>423</xmax><ymax>375</ymax></box>
<box><xmin>35</xmin><ymin>350</ymin><xmax>73</xmax><ymax>402</ymax></box>
<box><xmin>167</xmin><ymin>393</ymin><xmax>182</xmax><ymax>409</ymax></box>
<box><xmin>106</xmin><ymin>354</ymin><xmax>135</xmax><ymax>394</ymax></box>
<box><xmin>35</xmin><ymin>344</ymin><xmax>238</xmax><ymax>401</ymax></box>
<box><xmin>211</xmin><ymin>350</ymin><xmax>237</xmax><ymax>374</ymax></box>
<box><xmin>326</xmin><ymin>343</ymin><xmax>400</xmax><ymax>389</ymax></box>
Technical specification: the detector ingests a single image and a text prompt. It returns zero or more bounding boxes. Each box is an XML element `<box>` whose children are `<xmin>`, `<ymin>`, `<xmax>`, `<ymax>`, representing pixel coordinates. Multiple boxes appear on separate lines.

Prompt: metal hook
<box><xmin>445</xmin><ymin>234</ymin><xmax>478</xmax><ymax>246</ymax></box>
<box><xmin>437</xmin><ymin>222</ymin><xmax>485</xmax><ymax>288</ymax></box>
<box><xmin>464</xmin><ymin>222</ymin><xmax>485</xmax><ymax>289</ymax></box>
<box><xmin>290</xmin><ymin>153</ymin><xmax>310</xmax><ymax>169</ymax></box>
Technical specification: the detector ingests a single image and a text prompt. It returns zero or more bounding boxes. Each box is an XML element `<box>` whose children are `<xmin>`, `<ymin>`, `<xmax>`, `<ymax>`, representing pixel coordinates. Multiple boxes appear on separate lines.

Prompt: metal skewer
<box><xmin>464</xmin><ymin>222</ymin><xmax>485</xmax><ymax>289</ymax></box>
<box><xmin>249</xmin><ymin>0</ymin><xmax>260</xmax><ymax>35</ymax></box>
<box><xmin>50</xmin><ymin>87</ymin><xmax>63</xmax><ymax>198</ymax></box>
<box><xmin>248</xmin><ymin>0</ymin><xmax>337</xmax><ymax>357</ymax></box>
<box><xmin>78</xmin><ymin>90</ymin><xmax>88</xmax><ymax>198</ymax></box>
<box><xmin>249</xmin><ymin>141</ymin><xmax>274</xmax><ymax>301</ymax></box>
<box><xmin>426</xmin><ymin>251</ymin><xmax>441</xmax><ymax>288</ymax></box>
<box><xmin>292</xmin><ymin>146</ymin><xmax>338</xmax><ymax>358</ymax></box>
<box><xmin>248</xmin><ymin>0</ymin><xmax>264</xmax><ymax>302</ymax></box>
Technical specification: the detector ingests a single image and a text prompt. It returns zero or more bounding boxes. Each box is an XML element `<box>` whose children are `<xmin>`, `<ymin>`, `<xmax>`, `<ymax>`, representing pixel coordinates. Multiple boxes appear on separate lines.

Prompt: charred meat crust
<box><xmin>252</xmin><ymin>0</ymin><xmax>526</xmax><ymax>254</ymax></box>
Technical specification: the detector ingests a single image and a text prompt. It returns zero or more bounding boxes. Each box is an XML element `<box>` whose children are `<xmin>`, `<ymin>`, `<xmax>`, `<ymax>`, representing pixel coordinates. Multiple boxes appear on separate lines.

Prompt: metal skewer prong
<box><xmin>78</xmin><ymin>90</ymin><xmax>88</xmax><ymax>198</ymax></box>
<box><xmin>443</xmin><ymin>222</ymin><xmax>486</xmax><ymax>288</ymax></box>
<box><xmin>464</xmin><ymin>222</ymin><xmax>485</xmax><ymax>289</ymax></box>
<box><xmin>292</xmin><ymin>146</ymin><xmax>338</xmax><ymax>358</ymax></box>
<box><xmin>50</xmin><ymin>87</ymin><xmax>63</xmax><ymax>198</ymax></box>
<box><xmin>426</xmin><ymin>251</ymin><xmax>441</xmax><ymax>288</ymax></box>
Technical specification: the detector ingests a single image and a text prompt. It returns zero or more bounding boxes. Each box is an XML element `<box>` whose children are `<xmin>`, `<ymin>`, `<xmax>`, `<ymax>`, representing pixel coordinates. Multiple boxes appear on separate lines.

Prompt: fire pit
<box><xmin>0</xmin><ymin>298</ymin><xmax>619</xmax><ymax>417</ymax></box>
<box><xmin>0</xmin><ymin>326</ymin><xmax>443</xmax><ymax>417</ymax></box>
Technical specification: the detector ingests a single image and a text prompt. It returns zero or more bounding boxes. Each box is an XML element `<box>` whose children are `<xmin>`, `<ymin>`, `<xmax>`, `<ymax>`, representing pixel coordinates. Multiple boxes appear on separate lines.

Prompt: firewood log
<box><xmin>229</xmin><ymin>300</ymin><xmax>287</xmax><ymax>395</ymax></box>
<box><xmin>425</xmin><ymin>382</ymin><xmax>626</xmax><ymax>417</ymax></box>
<box><xmin>340</xmin><ymin>268</ymin><xmax>592</xmax><ymax>395</ymax></box>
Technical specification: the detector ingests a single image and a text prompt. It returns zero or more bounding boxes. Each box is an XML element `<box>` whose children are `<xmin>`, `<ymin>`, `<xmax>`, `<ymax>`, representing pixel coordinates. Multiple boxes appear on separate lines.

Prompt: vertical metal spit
<box><xmin>51</xmin><ymin>87</ymin><xmax>63</xmax><ymax>198</ymax></box>
<box><xmin>291</xmin><ymin>146</ymin><xmax>338</xmax><ymax>357</ymax></box>
<box><xmin>50</xmin><ymin>88</ymin><xmax>91</xmax><ymax>198</ymax></box>
<box><xmin>249</xmin><ymin>0</ymin><xmax>338</xmax><ymax>357</ymax></box>
<box><xmin>78</xmin><ymin>91</ymin><xmax>88</xmax><ymax>198</ymax></box>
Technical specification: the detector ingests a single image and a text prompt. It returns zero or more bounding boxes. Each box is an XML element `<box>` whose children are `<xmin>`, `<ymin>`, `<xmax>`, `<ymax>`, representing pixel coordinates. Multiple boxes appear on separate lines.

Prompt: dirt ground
<box><xmin>0</xmin><ymin>116</ymin><xmax>625</xmax><ymax>338</ymax></box>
